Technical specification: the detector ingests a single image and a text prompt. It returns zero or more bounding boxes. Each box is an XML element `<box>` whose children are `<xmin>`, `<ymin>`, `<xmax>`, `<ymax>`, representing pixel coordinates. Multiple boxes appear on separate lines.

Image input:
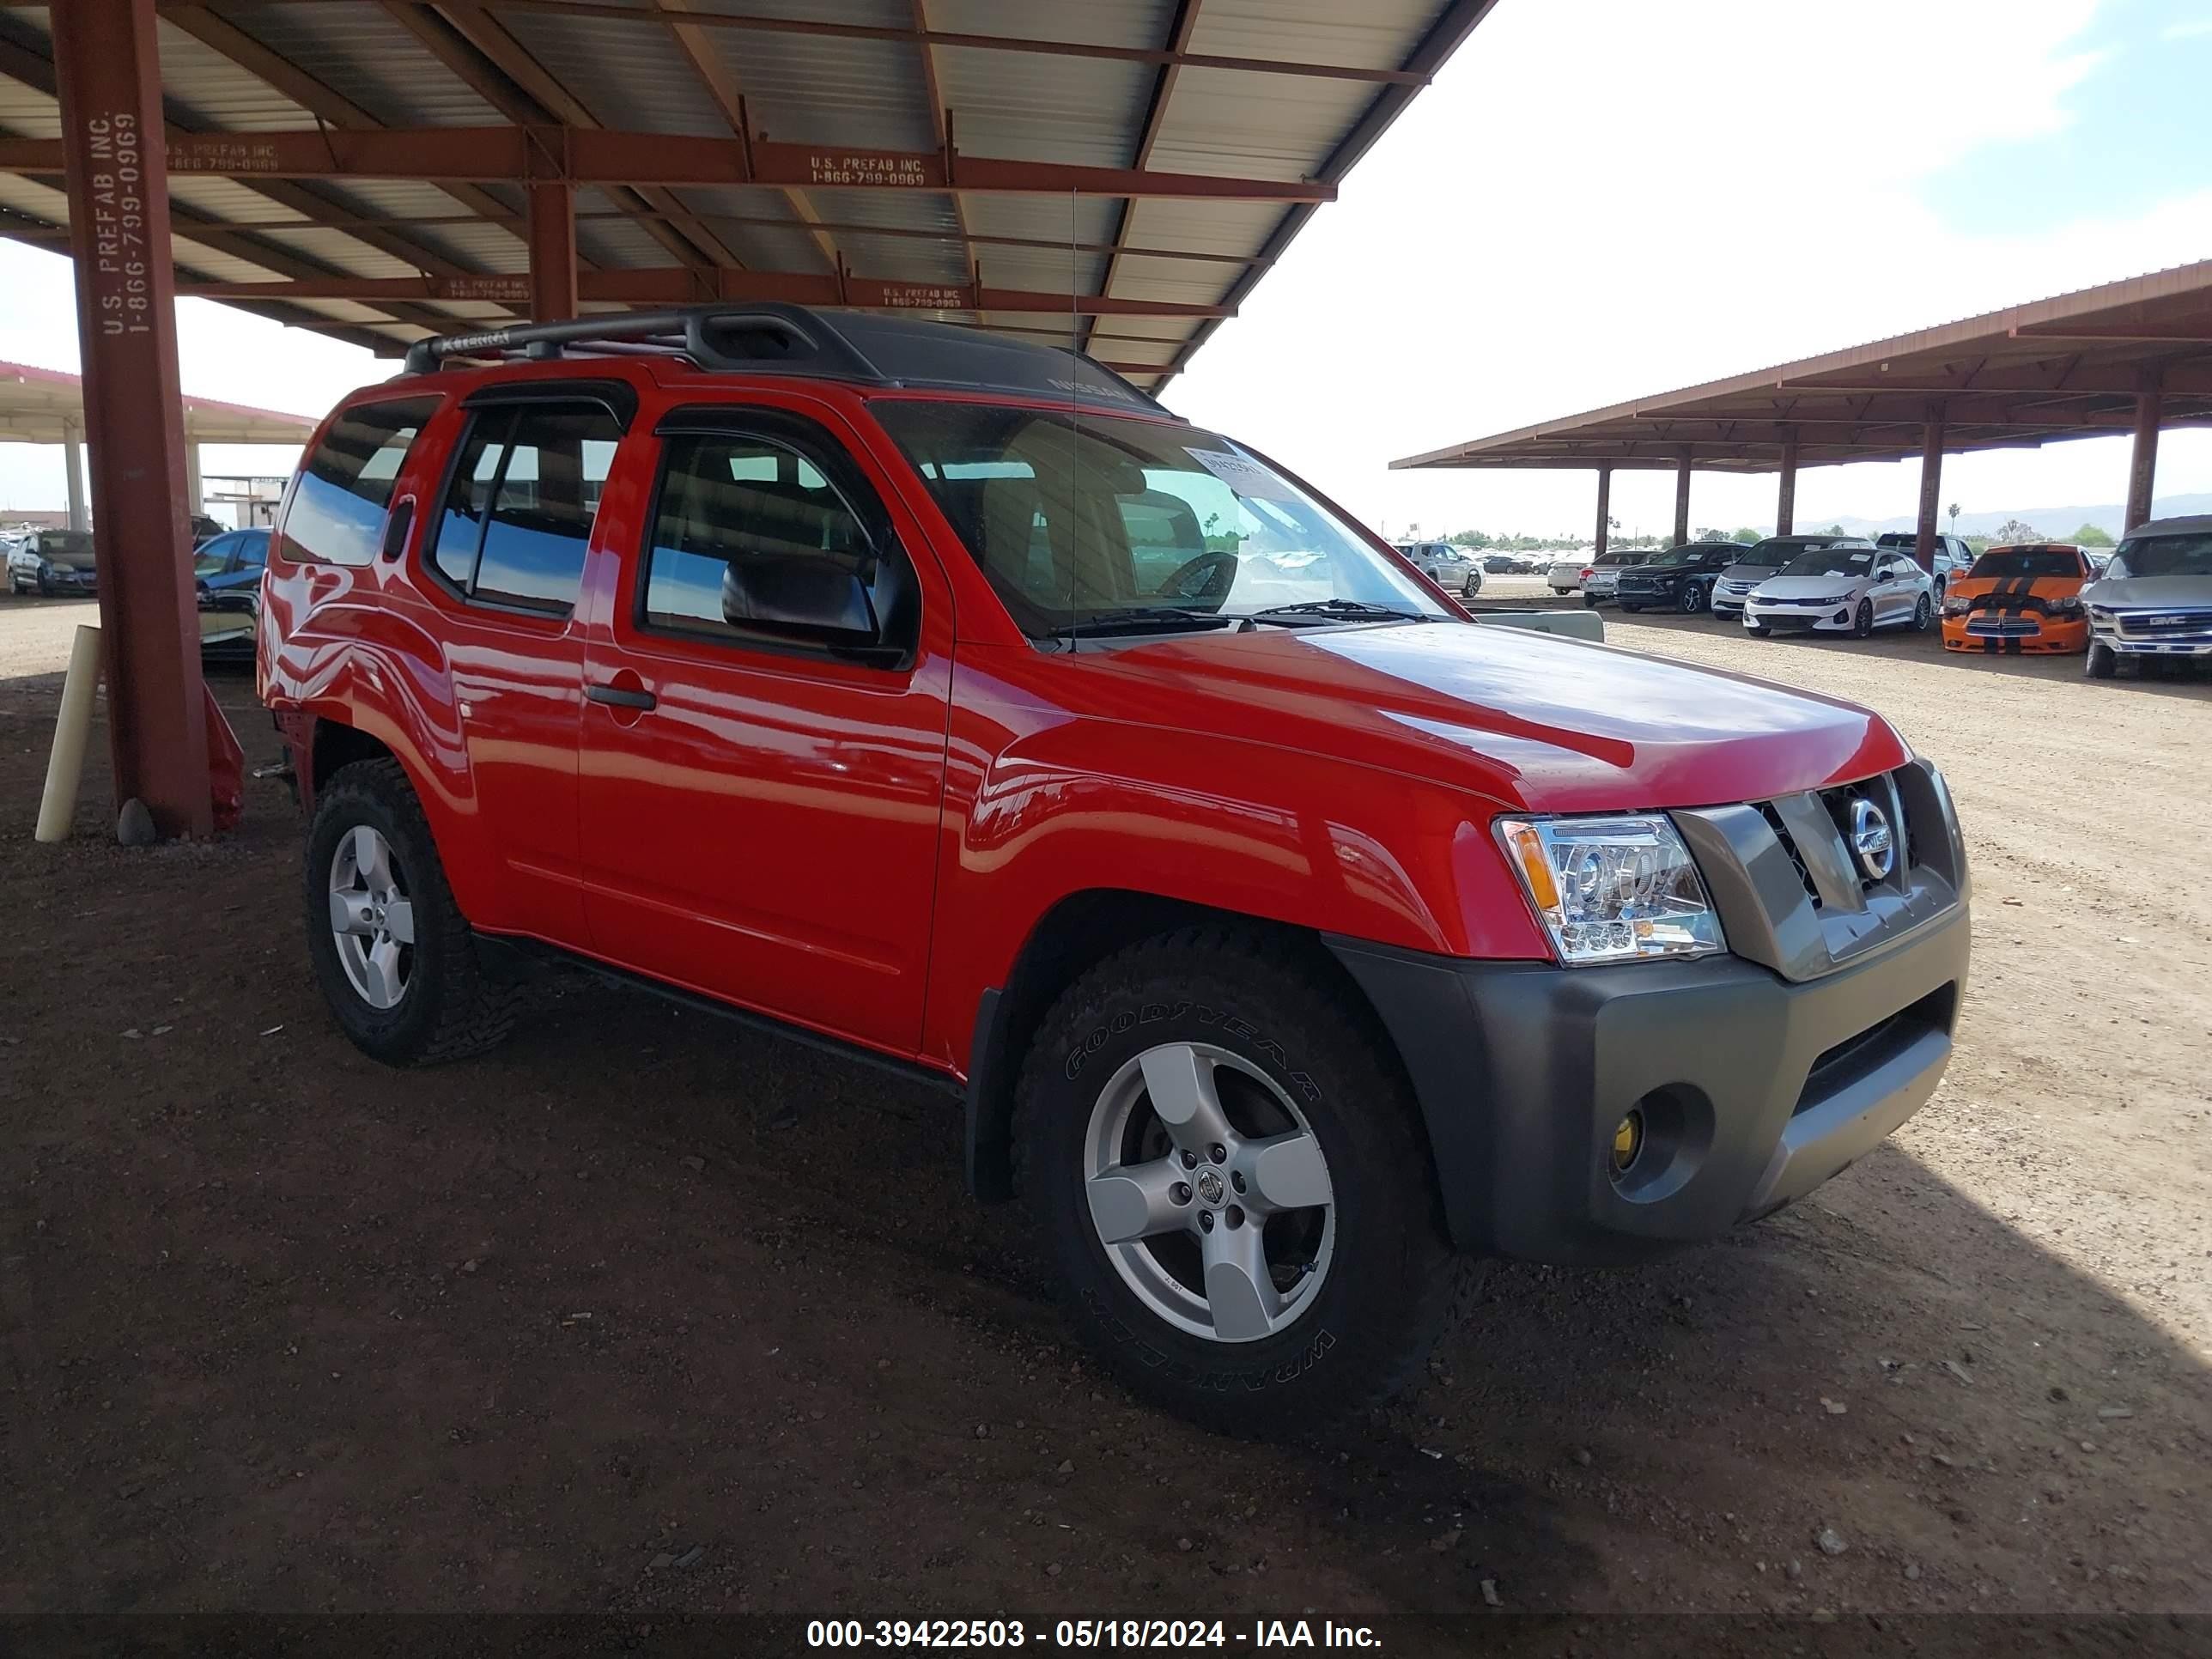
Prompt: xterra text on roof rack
<box><xmin>259</xmin><ymin>305</ymin><xmax>1971</xmax><ymax>1428</ymax></box>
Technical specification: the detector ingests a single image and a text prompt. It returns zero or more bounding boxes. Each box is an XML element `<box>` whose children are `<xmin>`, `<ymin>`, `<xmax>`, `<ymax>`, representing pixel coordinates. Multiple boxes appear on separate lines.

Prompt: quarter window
<box><xmin>283</xmin><ymin>397</ymin><xmax>440</xmax><ymax>567</ymax></box>
<box><xmin>426</xmin><ymin>402</ymin><xmax>619</xmax><ymax>614</ymax></box>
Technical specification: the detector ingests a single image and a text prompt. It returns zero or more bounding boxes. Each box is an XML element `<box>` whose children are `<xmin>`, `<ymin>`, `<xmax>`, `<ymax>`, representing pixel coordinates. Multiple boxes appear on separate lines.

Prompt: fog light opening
<box><xmin>1611</xmin><ymin>1109</ymin><xmax>1645</xmax><ymax>1176</ymax></box>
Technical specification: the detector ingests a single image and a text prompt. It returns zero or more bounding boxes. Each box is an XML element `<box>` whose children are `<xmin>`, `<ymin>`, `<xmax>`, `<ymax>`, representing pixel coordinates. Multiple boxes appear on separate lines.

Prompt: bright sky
<box><xmin>3</xmin><ymin>0</ymin><xmax>2209</xmax><ymax>536</ymax></box>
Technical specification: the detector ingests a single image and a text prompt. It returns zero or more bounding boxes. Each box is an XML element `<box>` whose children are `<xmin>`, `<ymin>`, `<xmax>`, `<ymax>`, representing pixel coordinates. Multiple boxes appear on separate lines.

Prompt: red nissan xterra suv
<box><xmin>260</xmin><ymin>306</ymin><xmax>1971</xmax><ymax>1428</ymax></box>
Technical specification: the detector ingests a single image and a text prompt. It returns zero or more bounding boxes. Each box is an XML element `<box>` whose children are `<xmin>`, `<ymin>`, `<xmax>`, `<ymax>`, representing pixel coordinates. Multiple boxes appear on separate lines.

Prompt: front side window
<box><xmin>873</xmin><ymin>400</ymin><xmax>1447</xmax><ymax>637</ymax></box>
<box><xmin>642</xmin><ymin>429</ymin><xmax>904</xmax><ymax>650</ymax></box>
<box><xmin>283</xmin><ymin>397</ymin><xmax>440</xmax><ymax>567</ymax></box>
<box><xmin>425</xmin><ymin>402</ymin><xmax>619</xmax><ymax>614</ymax></box>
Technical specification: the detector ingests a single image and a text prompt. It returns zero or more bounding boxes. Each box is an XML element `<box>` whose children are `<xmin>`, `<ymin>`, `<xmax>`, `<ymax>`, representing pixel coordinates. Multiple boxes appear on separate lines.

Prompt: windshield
<box><xmin>1644</xmin><ymin>545</ymin><xmax>1718</xmax><ymax>568</ymax></box>
<box><xmin>1779</xmin><ymin>549</ymin><xmax>1876</xmax><ymax>580</ymax></box>
<box><xmin>1970</xmin><ymin>549</ymin><xmax>2081</xmax><ymax>579</ymax></box>
<box><xmin>873</xmin><ymin>401</ymin><xmax>1449</xmax><ymax>635</ymax></box>
<box><xmin>2108</xmin><ymin>532</ymin><xmax>2212</xmax><ymax>580</ymax></box>
<box><xmin>38</xmin><ymin>531</ymin><xmax>93</xmax><ymax>562</ymax></box>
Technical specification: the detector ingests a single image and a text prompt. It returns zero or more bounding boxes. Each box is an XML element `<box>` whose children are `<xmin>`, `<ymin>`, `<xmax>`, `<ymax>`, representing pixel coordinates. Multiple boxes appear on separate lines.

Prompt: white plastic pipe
<box><xmin>35</xmin><ymin>623</ymin><xmax>101</xmax><ymax>844</ymax></box>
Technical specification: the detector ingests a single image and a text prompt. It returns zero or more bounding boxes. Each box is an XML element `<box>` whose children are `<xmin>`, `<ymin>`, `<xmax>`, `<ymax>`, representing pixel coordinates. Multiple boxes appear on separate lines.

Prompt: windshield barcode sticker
<box><xmin>1184</xmin><ymin>447</ymin><xmax>1297</xmax><ymax>502</ymax></box>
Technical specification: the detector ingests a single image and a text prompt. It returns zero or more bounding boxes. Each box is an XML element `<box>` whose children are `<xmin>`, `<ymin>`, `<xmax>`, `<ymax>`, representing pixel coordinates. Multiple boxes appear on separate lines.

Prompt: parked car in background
<box><xmin>1393</xmin><ymin>539</ymin><xmax>1483</xmax><ymax>598</ymax></box>
<box><xmin>1613</xmin><ymin>539</ymin><xmax>1735</xmax><ymax>614</ymax></box>
<box><xmin>260</xmin><ymin>303</ymin><xmax>1969</xmax><ymax>1430</ymax></box>
<box><xmin>1873</xmin><ymin>532</ymin><xmax>1973</xmax><ymax>599</ymax></box>
<box><xmin>6</xmin><ymin>528</ymin><xmax>97</xmax><ymax>597</ymax></box>
<box><xmin>191</xmin><ymin>514</ymin><xmax>227</xmax><ymax>545</ymax></box>
<box><xmin>1578</xmin><ymin>550</ymin><xmax>1648</xmax><ymax>606</ymax></box>
<box><xmin>2081</xmin><ymin>514</ymin><xmax>2212</xmax><ymax>679</ymax></box>
<box><xmin>1940</xmin><ymin>543</ymin><xmax>2094</xmax><ymax>657</ymax></box>
<box><xmin>1481</xmin><ymin>553</ymin><xmax>1517</xmax><ymax>574</ymax></box>
<box><xmin>1744</xmin><ymin>544</ymin><xmax>1934</xmax><ymax>638</ymax></box>
<box><xmin>1545</xmin><ymin>556</ymin><xmax>1585</xmax><ymax>594</ymax></box>
<box><xmin>195</xmin><ymin>526</ymin><xmax>271</xmax><ymax>659</ymax></box>
<box><xmin>1713</xmin><ymin>534</ymin><xmax>1873</xmax><ymax>621</ymax></box>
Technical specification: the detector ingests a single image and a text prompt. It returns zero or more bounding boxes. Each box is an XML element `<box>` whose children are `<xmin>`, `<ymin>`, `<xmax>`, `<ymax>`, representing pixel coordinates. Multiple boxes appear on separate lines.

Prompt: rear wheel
<box><xmin>1016</xmin><ymin>930</ymin><xmax>1458</xmax><ymax>1431</ymax></box>
<box><xmin>1852</xmin><ymin>600</ymin><xmax>1875</xmax><ymax>639</ymax></box>
<box><xmin>1583</xmin><ymin>592</ymin><xmax>1599</xmax><ymax>608</ymax></box>
<box><xmin>304</xmin><ymin>757</ymin><xmax>522</xmax><ymax>1066</ymax></box>
<box><xmin>2086</xmin><ymin>641</ymin><xmax>2117</xmax><ymax>679</ymax></box>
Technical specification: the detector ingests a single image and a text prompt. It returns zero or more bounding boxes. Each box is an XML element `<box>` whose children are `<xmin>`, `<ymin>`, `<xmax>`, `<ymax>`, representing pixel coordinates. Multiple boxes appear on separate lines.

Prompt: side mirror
<box><xmin>720</xmin><ymin>553</ymin><xmax>878</xmax><ymax>644</ymax></box>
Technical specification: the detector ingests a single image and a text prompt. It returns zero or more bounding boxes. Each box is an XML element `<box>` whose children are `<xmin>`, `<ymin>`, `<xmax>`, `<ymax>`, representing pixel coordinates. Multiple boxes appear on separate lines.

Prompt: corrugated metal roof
<box><xmin>0</xmin><ymin>0</ymin><xmax>1496</xmax><ymax>376</ymax></box>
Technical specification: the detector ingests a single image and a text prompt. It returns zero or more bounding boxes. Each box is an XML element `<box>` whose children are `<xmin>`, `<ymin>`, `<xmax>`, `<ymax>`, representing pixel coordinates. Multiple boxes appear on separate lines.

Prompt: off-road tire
<box><xmin>304</xmin><ymin>757</ymin><xmax>522</xmax><ymax>1066</ymax></box>
<box><xmin>1014</xmin><ymin>928</ymin><xmax>1461</xmax><ymax>1432</ymax></box>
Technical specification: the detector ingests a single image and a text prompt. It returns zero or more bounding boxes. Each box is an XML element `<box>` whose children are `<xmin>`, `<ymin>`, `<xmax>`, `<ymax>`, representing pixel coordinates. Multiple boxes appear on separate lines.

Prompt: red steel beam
<box><xmin>1775</xmin><ymin>427</ymin><xmax>1798</xmax><ymax>536</ymax></box>
<box><xmin>0</xmin><ymin>127</ymin><xmax>1334</xmax><ymax>199</ymax></box>
<box><xmin>1914</xmin><ymin>410</ymin><xmax>1946</xmax><ymax>572</ymax></box>
<box><xmin>2126</xmin><ymin>375</ymin><xmax>2162</xmax><ymax>532</ymax></box>
<box><xmin>1593</xmin><ymin>464</ymin><xmax>1611</xmax><ymax>559</ymax></box>
<box><xmin>1672</xmin><ymin>451</ymin><xmax>1692</xmax><ymax>548</ymax></box>
<box><xmin>175</xmin><ymin>270</ymin><xmax>1237</xmax><ymax>316</ymax></box>
<box><xmin>527</xmin><ymin>179</ymin><xmax>575</xmax><ymax>319</ymax></box>
<box><xmin>52</xmin><ymin>0</ymin><xmax>212</xmax><ymax>837</ymax></box>
<box><xmin>170</xmin><ymin>0</ymin><xmax>1429</xmax><ymax>85</ymax></box>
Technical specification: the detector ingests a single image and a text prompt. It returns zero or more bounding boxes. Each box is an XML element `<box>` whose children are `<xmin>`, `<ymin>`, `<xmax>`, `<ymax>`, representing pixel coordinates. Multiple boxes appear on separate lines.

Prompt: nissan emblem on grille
<box><xmin>1850</xmin><ymin>798</ymin><xmax>1896</xmax><ymax>882</ymax></box>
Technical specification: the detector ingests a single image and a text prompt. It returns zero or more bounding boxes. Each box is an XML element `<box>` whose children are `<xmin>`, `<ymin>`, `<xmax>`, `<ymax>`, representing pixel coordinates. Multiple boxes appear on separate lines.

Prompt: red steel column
<box><xmin>1913</xmin><ymin>410</ymin><xmax>1946</xmax><ymax>571</ymax></box>
<box><xmin>528</xmin><ymin>180</ymin><xmax>577</xmax><ymax>319</ymax></box>
<box><xmin>1672</xmin><ymin>451</ymin><xmax>1692</xmax><ymax>548</ymax></box>
<box><xmin>2125</xmin><ymin>378</ymin><xmax>2162</xmax><ymax>532</ymax></box>
<box><xmin>1776</xmin><ymin>428</ymin><xmax>1799</xmax><ymax>537</ymax></box>
<box><xmin>54</xmin><ymin>0</ymin><xmax>211</xmax><ymax>838</ymax></box>
<box><xmin>1594</xmin><ymin>465</ymin><xmax>1612</xmax><ymax>559</ymax></box>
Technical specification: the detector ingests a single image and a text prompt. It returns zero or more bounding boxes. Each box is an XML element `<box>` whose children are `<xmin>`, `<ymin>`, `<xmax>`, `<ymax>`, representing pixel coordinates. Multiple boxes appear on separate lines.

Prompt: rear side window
<box><xmin>283</xmin><ymin>397</ymin><xmax>439</xmax><ymax>566</ymax></box>
<box><xmin>426</xmin><ymin>402</ymin><xmax>620</xmax><ymax>614</ymax></box>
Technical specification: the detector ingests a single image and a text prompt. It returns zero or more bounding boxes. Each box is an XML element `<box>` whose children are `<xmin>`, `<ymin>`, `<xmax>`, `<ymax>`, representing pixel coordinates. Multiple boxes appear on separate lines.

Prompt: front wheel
<box><xmin>1852</xmin><ymin>599</ymin><xmax>1875</xmax><ymax>639</ymax></box>
<box><xmin>304</xmin><ymin>757</ymin><xmax>522</xmax><ymax>1066</ymax></box>
<box><xmin>1912</xmin><ymin>593</ymin><xmax>1933</xmax><ymax>632</ymax></box>
<box><xmin>1746</xmin><ymin>622</ymin><xmax>1770</xmax><ymax>637</ymax></box>
<box><xmin>1678</xmin><ymin>582</ymin><xmax>1707</xmax><ymax>616</ymax></box>
<box><xmin>2086</xmin><ymin>640</ymin><xmax>2117</xmax><ymax>679</ymax></box>
<box><xmin>1016</xmin><ymin>931</ymin><xmax>1459</xmax><ymax>1431</ymax></box>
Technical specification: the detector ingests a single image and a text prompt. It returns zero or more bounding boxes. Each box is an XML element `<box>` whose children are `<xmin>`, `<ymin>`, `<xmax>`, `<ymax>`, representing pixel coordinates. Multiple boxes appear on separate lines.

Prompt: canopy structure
<box><xmin>3</xmin><ymin>0</ymin><xmax>1497</xmax><ymax>837</ymax></box>
<box><xmin>1394</xmin><ymin>261</ymin><xmax>2212</xmax><ymax>557</ymax></box>
<box><xmin>0</xmin><ymin>357</ymin><xmax>314</xmax><ymax>442</ymax></box>
<box><xmin>0</xmin><ymin>0</ymin><xmax>1498</xmax><ymax>391</ymax></box>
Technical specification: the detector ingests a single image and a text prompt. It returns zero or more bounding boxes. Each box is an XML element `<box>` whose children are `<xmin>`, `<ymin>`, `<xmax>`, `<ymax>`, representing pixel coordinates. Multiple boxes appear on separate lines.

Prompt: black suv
<box><xmin>1616</xmin><ymin>539</ymin><xmax>1737</xmax><ymax>614</ymax></box>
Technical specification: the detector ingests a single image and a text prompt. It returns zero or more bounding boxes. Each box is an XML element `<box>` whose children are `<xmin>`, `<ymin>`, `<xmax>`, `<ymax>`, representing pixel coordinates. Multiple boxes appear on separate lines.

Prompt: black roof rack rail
<box><xmin>399</xmin><ymin>302</ymin><xmax>1167</xmax><ymax>414</ymax></box>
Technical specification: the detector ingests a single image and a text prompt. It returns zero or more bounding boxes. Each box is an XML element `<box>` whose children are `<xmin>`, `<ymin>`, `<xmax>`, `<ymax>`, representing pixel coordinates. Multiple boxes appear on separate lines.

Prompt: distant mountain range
<box><xmin>1811</xmin><ymin>492</ymin><xmax>2211</xmax><ymax>540</ymax></box>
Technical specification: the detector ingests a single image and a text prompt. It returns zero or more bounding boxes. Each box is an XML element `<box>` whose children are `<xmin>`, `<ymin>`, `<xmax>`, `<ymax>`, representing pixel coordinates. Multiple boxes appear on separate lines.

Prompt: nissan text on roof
<box><xmin>258</xmin><ymin>306</ymin><xmax>1972</xmax><ymax>1430</ymax></box>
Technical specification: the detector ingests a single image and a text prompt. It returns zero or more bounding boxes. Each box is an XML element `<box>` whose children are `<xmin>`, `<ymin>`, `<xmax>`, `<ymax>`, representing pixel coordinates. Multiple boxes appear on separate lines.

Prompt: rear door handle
<box><xmin>586</xmin><ymin>683</ymin><xmax>658</xmax><ymax>711</ymax></box>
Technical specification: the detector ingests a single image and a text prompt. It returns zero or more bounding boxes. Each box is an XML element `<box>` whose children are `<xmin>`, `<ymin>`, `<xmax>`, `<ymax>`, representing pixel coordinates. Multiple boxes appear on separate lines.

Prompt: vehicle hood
<box><xmin>1018</xmin><ymin>621</ymin><xmax>1909</xmax><ymax>813</ymax></box>
<box><xmin>1753</xmin><ymin>574</ymin><xmax>1869</xmax><ymax>600</ymax></box>
<box><xmin>1720</xmin><ymin>561</ymin><xmax>1784</xmax><ymax>583</ymax></box>
<box><xmin>2082</xmin><ymin>574</ymin><xmax>2212</xmax><ymax>608</ymax></box>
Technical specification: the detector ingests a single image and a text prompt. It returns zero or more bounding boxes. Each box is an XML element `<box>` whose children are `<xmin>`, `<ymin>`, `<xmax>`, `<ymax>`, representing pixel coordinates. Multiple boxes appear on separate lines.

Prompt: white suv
<box><xmin>1394</xmin><ymin>540</ymin><xmax>1483</xmax><ymax>599</ymax></box>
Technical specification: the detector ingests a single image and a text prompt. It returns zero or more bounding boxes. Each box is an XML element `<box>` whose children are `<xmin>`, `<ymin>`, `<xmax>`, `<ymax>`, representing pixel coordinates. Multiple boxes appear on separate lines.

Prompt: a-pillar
<box><xmin>54</xmin><ymin>0</ymin><xmax>211</xmax><ymax>837</ymax></box>
<box><xmin>528</xmin><ymin>180</ymin><xmax>578</xmax><ymax>320</ymax></box>
<box><xmin>63</xmin><ymin>417</ymin><xmax>88</xmax><ymax>531</ymax></box>
<box><xmin>1594</xmin><ymin>465</ymin><xmax>1612</xmax><ymax>559</ymax></box>
<box><xmin>1776</xmin><ymin>428</ymin><xmax>1799</xmax><ymax>538</ymax></box>
<box><xmin>1913</xmin><ymin>410</ymin><xmax>1946</xmax><ymax>572</ymax></box>
<box><xmin>2126</xmin><ymin>374</ymin><xmax>2162</xmax><ymax>532</ymax></box>
<box><xmin>1672</xmin><ymin>450</ymin><xmax>1692</xmax><ymax>549</ymax></box>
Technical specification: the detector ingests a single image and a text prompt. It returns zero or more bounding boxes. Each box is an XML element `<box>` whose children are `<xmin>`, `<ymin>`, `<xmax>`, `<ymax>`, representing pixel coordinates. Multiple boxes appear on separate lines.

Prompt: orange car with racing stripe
<box><xmin>1940</xmin><ymin>542</ymin><xmax>2100</xmax><ymax>654</ymax></box>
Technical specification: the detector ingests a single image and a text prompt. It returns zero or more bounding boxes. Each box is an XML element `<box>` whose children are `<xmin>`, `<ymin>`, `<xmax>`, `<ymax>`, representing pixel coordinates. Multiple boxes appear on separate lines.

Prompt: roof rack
<box><xmin>400</xmin><ymin>303</ymin><xmax>1166</xmax><ymax>413</ymax></box>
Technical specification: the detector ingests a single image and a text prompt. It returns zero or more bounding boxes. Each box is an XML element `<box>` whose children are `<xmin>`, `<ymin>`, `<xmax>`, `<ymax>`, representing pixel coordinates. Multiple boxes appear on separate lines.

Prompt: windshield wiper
<box><xmin>1243</xmin><ymin>599</ymin><xmax>1429</xmax><ymax>625</ymax></box>
<box><xmin>1041</xmin><ymin>605</ymin><xmax>1243</xmax><ymax>639</ymax></box>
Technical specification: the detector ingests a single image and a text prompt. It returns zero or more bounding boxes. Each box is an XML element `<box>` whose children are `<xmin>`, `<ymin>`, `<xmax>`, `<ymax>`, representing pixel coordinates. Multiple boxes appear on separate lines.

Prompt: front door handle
<box><xmin>586</xmin><ymin>682</ymin><xmax>658</xmax><ymax>711</ymax></box>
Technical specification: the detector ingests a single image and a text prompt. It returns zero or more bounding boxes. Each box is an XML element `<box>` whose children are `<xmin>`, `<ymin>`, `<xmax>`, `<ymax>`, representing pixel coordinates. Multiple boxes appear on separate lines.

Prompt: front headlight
<box><xmin>2049</xmin><ymin>595</ymin><xmax>2082</xmax><ymax>614</ymax></box>
<box><xmin>1496</xmin><ymin>815</ymin><xmax>1726</xmax><ymax>966</ymax></box>
<box><xmin>46</xmin><ymin>560</ymin><xmax>76</xmax><ymax>574</ymax></box>
<box><xmin>1942</xmin><ymin>596</ymin><xmax>1968</xmax><ymax>617</ymax></box>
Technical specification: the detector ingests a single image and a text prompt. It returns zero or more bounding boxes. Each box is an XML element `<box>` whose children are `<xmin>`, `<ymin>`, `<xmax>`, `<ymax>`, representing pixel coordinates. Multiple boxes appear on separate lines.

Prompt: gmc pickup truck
<box><xmin>259</xmin><ymin>305</ymin><xmax>1971</xmax><ymax>1430</ymax></box>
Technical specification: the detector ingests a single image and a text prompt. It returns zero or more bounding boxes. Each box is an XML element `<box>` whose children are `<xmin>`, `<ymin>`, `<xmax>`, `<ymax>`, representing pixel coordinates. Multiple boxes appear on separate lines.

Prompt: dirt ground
<box><xmin>3</xmin><ymin>586</ymin><xmax>2209</xmax><ymax>1649</ymax></box>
